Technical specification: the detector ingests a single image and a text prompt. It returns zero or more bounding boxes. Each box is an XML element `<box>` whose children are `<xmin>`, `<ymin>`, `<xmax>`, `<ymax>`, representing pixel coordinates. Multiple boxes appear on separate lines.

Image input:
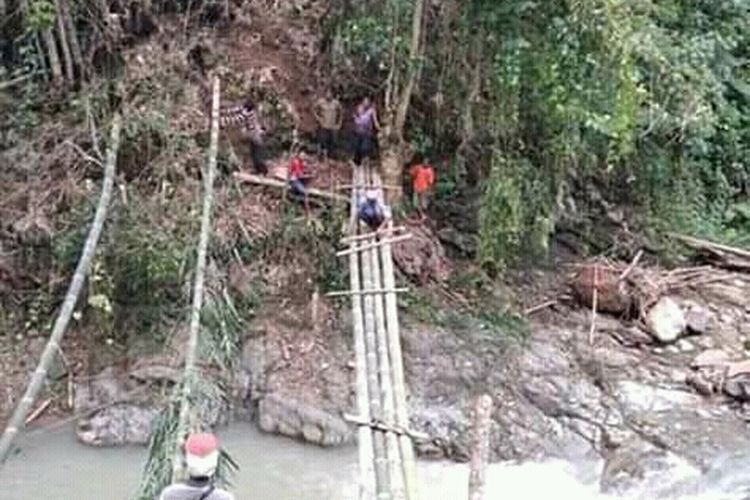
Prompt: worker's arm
<box><xmin>372</xmin><ymin>108</ymin><xmax>381</xmax><ymax>131</ymax></box>
<box><xmin>335</xmin><ymin>101</ymin><xmax>343</xmax><ymax>129</ymax></box>
<box><xmin>312</xmin><ymin>100</ymin><xmax>323</xmax><ymax>125</ymax></box>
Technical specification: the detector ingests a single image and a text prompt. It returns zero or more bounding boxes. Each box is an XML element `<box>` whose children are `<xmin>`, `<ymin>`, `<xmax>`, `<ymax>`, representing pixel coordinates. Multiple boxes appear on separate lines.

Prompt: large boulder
<box><xmin>257</xmin><ymin>393</ymin><xmax>352</xmax><ymax>446</ymax></box>
<box><xmin>645</xmin><ymin>297</ymin><xmax>686</xmax><ymax>343</ymax></box>
<box><xmin>77</xmin><ymin>404</ymin><xmax>158</xmax><ymax>446</ymax></box>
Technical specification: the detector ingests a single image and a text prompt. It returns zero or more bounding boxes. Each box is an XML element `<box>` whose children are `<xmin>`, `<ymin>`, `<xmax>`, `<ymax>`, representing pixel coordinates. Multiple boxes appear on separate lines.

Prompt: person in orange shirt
<box><xmin>410</xmin><ymin>158</ymin><xmax>436</xmax><ymax>220</ymax></box>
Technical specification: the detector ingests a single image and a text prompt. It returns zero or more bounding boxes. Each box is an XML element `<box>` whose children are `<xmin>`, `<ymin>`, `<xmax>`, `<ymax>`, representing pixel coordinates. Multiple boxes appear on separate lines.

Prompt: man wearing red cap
<box><xmin>159</xmin><ymin>433</ymin><xmax>234</xmax><ymax>500</ymax></box>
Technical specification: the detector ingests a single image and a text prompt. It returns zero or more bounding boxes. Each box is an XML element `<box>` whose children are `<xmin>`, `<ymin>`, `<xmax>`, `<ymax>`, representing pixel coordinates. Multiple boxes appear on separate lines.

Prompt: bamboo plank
<box><xmin>349</xmin><ymin>171</ymin><xmax>376</xmax><ymax>500</ymax></box>
<box><xmin>370</xmin><ymin>244</ymin><xmax>405</xmax><ymax>499</ymax></box>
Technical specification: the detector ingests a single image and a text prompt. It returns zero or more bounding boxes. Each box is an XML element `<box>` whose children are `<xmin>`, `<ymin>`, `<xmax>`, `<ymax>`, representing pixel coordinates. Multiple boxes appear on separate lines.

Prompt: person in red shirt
<box><xmin>410</xmin><ymin>157</ymin><xmax>436</xmax><ymax>220</ymax></box>
<box><xmin>288</xmin><ymin>154</ymin><xmax>310</xmax><ymax>216</ymax></box>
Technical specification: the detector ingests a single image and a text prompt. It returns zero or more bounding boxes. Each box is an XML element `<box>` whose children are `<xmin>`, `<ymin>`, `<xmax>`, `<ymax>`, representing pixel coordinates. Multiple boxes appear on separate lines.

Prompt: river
<box><xmin>4</xmin><ymin>423</ymin><xmax>750</xmax><ymax>499</ymax></box>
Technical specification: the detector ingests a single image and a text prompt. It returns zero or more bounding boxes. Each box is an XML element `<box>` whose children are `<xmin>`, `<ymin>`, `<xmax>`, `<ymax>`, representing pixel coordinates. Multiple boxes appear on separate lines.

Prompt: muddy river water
<box><xmin>4</xmin><ymin>423</ymin><xmax>750</xmax><ymax>499</ymax></box>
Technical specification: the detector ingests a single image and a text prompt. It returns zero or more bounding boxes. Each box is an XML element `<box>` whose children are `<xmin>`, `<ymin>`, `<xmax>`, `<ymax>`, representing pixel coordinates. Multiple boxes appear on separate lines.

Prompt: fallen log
<box><xmin>233</xmin><ymin>172</ymin><xmax>348</xmax><ymax>204</ymax></box>
<box><xmin>668</xmin><ymin>233</ymin><xmax>750</xmax><ymax>260</ymax></box>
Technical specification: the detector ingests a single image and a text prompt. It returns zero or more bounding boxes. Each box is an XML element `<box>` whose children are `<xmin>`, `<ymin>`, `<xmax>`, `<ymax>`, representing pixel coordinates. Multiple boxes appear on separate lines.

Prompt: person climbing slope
<box><xmin>352</xmin><ymin>97</ymin><xmax>379</xmax><ymax>166</ymax></box>
<box><xmin>158</xmin><ymin>433</ymin><xmax>234</xmax><ymax>500</ymax></box>
<box><xmin>288</xmin><ymin>153</ymin><xmax>311</xmax><ymax>217</ymax></box>
<box><xmin>358</xmin><ymin>189</ymin><xmax>391</xmax><ymax>231</ymax></box>
<box><xmin>314</xmin><ymin>88</ymin><xmax>342</xmax><ymax>159</ymax></box>
<box><xmin>410</xmin><ymin>158</ymin><xmax>436</xmax><ymax>220</ymax></box>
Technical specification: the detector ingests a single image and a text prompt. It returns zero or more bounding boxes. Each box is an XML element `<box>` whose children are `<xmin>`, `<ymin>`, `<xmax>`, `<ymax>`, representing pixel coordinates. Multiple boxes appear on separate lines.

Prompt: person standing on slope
<box><xmin>410</xmin><ymin>158</ymin><xmax>436</xmax><ymax>220</ymax></box>
<box><xmin>158</xmin><ymin>433</ymin><xmax>234</xmax><ymax>500</ymax></box>
<box><xmin>314</xmin><ymin>88</ymin><xmax>342</xmax><ymax>159</ymax></box>
<box><xmin>352</xmin><ymin>97</ymin><xmax>380</xmax><ymax>166</ymax></box>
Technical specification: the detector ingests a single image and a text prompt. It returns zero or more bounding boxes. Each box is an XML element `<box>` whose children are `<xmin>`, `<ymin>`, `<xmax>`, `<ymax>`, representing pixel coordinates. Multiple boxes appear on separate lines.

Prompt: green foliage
<box><xmin>26</xmin><ymin>0</ymin><xmax>56</xmax><ymax>30</ymax></box>
<box><xmin>478</xmin><ymin>153</ymin><xmax>554</xmax><ymax>272</ymax></box>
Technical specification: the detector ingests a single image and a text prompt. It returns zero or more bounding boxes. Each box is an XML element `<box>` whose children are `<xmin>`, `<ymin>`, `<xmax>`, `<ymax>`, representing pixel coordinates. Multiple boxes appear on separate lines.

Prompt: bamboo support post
<box><xmin>468</xmin><ymin>395</ymin><xmax>493</xmax><ymax>500</ymax></box>
<box><xmin>173</xmin><ymin>77</ymin><xmax>221</xmax><ymax>481</ymax></box>
<box><xmin>0</xmin><ymin>114</ymin><xmax>122</xmax><ymax>467</ymax></box>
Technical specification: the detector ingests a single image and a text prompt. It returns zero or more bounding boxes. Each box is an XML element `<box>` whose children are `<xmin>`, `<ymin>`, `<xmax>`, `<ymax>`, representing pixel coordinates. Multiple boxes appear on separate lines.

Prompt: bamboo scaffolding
<box><xmin>172</xmin><ymin>77</ymin><xmax>220</xmax><ymax>481</ymax></box>
<box><xmin>349</xmin><ymin>171</ymin><xmax>376</xmax><ymax>500</ymax></box>
<box><xmin>0</xmin><ymin>114</ymin><xmax>122</xmax><ymax>466</ymax></box>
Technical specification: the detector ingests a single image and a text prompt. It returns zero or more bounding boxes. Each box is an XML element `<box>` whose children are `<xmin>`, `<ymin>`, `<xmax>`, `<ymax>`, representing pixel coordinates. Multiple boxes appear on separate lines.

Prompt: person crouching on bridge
<box><xmin>288</xmin><ymin>153</ymin><xmax>311</xmax><ymax>217</ymax></box>
<box><xmin>358</xmin><ymin>190</ymin><xmax>391</xmax><ymax>232</ymax></box>
<box><xmin>159</xmin><ymin>432</ymin><xmax>234</xmax><ymax>500</ymax></box>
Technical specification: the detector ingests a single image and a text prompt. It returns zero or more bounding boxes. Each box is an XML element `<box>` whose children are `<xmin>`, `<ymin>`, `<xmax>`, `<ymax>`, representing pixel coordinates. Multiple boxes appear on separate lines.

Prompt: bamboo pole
<box><xmin>326</xmin><ymin>287</ymin><xmax>408</xmax><ymax>298</ymax></box>
<box><xmin>341</xmin><ymin>226</ymin><xmax>407</xmax><ymax>244</ymax></box>
<box><xmin>233</xmin><ymin>172</ymin><xmax>348</xmax><ymax>203</ymax></box>
<box><xmin>172</xmin><ymin>77</ymin><xmax>221</xmax><ymax>481</ymax></box>
<box><xmin>336</xmin><ymin>234</ymin><xmax>413</xmax><ymax>256</ymax></box>
<box><xmin>468</xmin><ymin>395</ymin><xmax>493</xmax><ymax>500</ymax></box>
<box><xmin>54</xmin><ymin>0</ymin><xmax>74</xmax><ymax>82</ymax></box>
<box><xmin>380</xmin><ymin>221</ymin><xmax>419</xmax><ymax>500</ymax></box>
<box><xmin>370</xmin><ymin>244</ymin><xmax>405</xmax><ymax>499</ymax></box>
<box><xmin>350</xmin><ymin>170</ymin><xmax>376</xmax><ymax>500</ymax></box>
<box><xmin>361</xmin><ymin>231</ymin><xmax>391</xmax><ymax>500</ymax></box>
<box><xmin>0</xmin><ymin>114</ymin><xmax>121</xmax><ymax>467</ymax></box>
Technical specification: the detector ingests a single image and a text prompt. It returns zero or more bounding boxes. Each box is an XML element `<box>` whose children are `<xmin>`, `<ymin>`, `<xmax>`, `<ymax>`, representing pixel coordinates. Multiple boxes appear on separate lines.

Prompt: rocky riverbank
<box><xmin>68</xmin><ymin>254</ymin><xmax>750</xmax><ymax>492</ymax></box>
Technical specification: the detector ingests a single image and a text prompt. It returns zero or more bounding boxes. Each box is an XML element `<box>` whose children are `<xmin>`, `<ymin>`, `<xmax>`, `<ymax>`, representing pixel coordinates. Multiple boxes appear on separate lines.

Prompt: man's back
<box><xmin>159</xmin><ymin>482</ymin><xmax>234</xmax><ymax>500</ymax></box>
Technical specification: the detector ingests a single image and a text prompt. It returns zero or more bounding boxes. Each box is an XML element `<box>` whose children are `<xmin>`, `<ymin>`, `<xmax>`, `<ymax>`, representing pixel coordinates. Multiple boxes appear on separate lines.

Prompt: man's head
<box><xmin>365</xmin><ymin>189</ymin><xmax>378</xmax><ymax>202</ymax></box>
<box><xmin>325</xmin><ymin>88</ymin><xmax>334</xmax><ymax>100</ymax></box>
<box><xmin>362</xmin><ymin>96</ymin><xmax>371</xmax><ymax>108</ymax></box>
<box><xmin>185</xmin><ymin>432</ymin><xmax>220</xmax><ymax>478</ymax></box>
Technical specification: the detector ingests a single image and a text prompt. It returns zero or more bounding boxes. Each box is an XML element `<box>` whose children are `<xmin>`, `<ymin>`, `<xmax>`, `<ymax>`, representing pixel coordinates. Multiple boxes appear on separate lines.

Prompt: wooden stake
<box><xmin>468</xmin><ymin>395</ymin><xmax>493</xmax><ymax>500</ymax></box>
<box><xmin>588</xmin><ymin>264</ymin><xmax>599</xmax><ymax>345</ymax></box>
<box><xmin>24</xmin><ymin>399</ymin><xmax>51</xmax><ymax>426</ymax></box>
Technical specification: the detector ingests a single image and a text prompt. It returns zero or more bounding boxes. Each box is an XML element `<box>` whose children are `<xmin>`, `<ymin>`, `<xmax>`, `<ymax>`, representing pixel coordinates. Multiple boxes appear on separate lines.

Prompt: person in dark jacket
<box><xmin>358</xmin><ymin>190</ymin><xmax>391</xmax><ymax>231</ymax></box>
<box><xmin>158</xmin><ymin>433</ymin><xmax>234</xmax><ymax>500</ymax></box>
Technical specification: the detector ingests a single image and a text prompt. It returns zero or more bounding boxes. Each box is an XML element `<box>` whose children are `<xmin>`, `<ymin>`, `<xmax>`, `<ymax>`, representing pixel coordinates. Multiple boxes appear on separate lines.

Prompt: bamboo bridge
<box><xmin>335</xmin><ymin>164</ymin><xmax>419</xmax><ymax>500</ymax></box>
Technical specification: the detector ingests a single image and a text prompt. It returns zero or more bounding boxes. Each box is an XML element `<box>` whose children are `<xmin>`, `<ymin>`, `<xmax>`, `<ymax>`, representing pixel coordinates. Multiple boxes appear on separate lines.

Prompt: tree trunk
<box><xmin>468</xmin><ymin>394</ymin><xmax>493</xmax><ymax>500</ymax></box>
<box><xmin>380</xmin><ymin>0</ymin><xmax>425</xmax><ymax>204</ymax></box>
<box><xmin>172</xmin><ymin>77</ymin><xmax>221</xmax><ymax>482</ymax></box>
<box><xmin>54</xmin><ymin>0</ymin><xmax>74</xmax><ymax>82</ymax></box>
<box><xmin>0</xmin><ymin>115</ymin><xmax>121</xmax><ymax>467</ymax></box>
<box><xmin>60</xmin><ymin>0</ymin><xmax>86</xmax><ymax>80</ymax></box>
<box><xmin>41</xmin><ymin>27</ymin><xmax>63</xmax><ymax>84</ymax></box>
